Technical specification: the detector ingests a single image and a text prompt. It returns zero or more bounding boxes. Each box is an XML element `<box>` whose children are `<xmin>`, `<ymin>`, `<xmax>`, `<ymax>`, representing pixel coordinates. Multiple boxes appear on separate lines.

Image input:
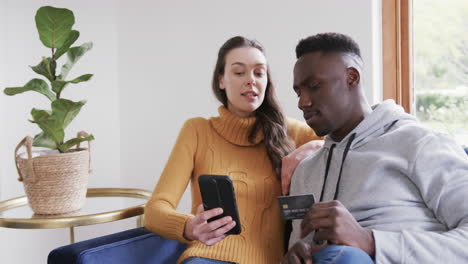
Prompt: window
<box><xmin>383</xmin><ymin>0</ymin><xmax>468</xmax><ymax>147</ymax></box>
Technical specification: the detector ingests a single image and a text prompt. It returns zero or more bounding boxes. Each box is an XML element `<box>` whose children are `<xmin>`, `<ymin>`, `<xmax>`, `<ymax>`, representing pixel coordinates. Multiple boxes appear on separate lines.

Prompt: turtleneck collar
<box><xmin>209</xmin><ymin>106</ymin><xmax>264</xmax><ymax>146</ymax></box>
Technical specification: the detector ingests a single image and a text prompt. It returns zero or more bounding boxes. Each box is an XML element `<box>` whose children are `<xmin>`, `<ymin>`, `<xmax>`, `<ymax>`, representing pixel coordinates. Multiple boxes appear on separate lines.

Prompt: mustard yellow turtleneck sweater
<box><xmin>145</xmin><ymin>107</ymin><xmax>320</xmax><ymax>264</ymax></box>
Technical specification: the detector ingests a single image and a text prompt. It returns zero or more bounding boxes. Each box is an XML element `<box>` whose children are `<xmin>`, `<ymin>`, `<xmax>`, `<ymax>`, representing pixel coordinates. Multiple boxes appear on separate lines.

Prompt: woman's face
<box><xmin>219</xmin><ymin>47</ymin><xmax>268</xmax><ymax>117</ymax></box>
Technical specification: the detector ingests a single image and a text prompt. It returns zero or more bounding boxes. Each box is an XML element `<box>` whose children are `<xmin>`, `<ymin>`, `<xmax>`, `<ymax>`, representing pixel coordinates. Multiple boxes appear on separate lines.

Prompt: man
<box><xmin>282</xmin><ymin>33</ymin><xmax>468</xmax><ymax>263</ymax></box>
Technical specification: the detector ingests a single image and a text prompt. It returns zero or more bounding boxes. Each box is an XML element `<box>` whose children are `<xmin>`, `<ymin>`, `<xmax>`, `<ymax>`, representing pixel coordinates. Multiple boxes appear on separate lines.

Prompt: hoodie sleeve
<box><xmin>373</xmin><ymin>134</ymin><xmax>468</xmax><ymax>263</ymax></box>
<box><xmin>144</xmin><ymin>118</ymin><xmax>199</xmax><ymax>243</ymax></box>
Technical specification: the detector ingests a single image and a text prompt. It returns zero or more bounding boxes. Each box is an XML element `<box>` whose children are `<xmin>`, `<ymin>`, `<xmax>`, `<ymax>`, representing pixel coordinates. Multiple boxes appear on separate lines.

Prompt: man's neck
<box><xmin>330</xmin><ymin>99</ymin><xmax>371</xmax><ymax>142</ymax></box>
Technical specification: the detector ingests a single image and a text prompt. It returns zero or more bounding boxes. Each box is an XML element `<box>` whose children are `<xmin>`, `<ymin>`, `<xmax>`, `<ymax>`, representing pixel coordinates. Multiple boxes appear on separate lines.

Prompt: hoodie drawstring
<box><xmin>319</xmin><ymin>144</ymin><xmax>336</xmax><ymax>201</ymax></box>
<box><xmin>319</xmin><ymin>133</ymin><xmax>357</xmax><ymax>201</ymax></box>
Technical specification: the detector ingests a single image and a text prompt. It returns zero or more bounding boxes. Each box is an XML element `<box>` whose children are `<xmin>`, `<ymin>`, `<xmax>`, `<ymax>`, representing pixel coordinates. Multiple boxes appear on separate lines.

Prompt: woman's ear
<box><xmin>219</xmin><ymin>75</ymin><xmax>225</xmax><ymax>90</ymax></box>
<box><xmin>346</xmin><ymin>67</ymin><xmax>360</xmax><ymax>88</ymax></box>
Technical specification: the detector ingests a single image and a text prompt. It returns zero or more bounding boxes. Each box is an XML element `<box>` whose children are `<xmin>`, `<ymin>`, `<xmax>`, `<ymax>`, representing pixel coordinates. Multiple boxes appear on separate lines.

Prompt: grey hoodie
<box><xmin>289</xmin><ymin>100</ymin><xmax>468</xmax><ymax>263</ymax></box>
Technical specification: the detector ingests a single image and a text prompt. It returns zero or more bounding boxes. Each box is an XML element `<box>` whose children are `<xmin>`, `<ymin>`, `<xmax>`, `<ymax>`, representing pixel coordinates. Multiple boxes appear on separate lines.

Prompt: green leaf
<box><xmin>69</xmin><ymin>74</ymin><xmax>93</xmax><ymax>83</ymax></box>
<box><xmin>58</xmin><ymin>134</ymin><xmax>94</xmax><ymax>152</ymax></box>
<box><xmin>51</xmin><ymin>99</ymin><xmax>86</xmax><ymax>129</ymax></box>
<box><xmin>32</xmin><ymin>132</ymin><xmax>57</xmax><ymax>149</ymax></box>
<box><xmin>3</xmin><ymin>79</ymin><xmax>55</xmax><ymax>101</ymax></box>
<box><xmin>59</xmin><ymin>42</ymin><xmax>93</xmax><ymax>80</ymax></box>
<box><xmin>51</xmin><ymin>74</ymin><xmax>92</xmax><ymax>94</ymax></box>
<box><xmin>35</xmin><ymin>6</ymin><xmax>75</xmax><ymax>49</ymax></box>
<box><xmin>31</xmin><ymin>108</ymin><xmax>51</xmax><ymax>121</ymax></box>
<box><xmin>30</xmin><ymin>57</ymin><xmax>56</xmax><ymax>82</ymax></box>
<box><xmin>29</xmin><ymin>99</ymin><xmax>85</xmax><ymax>146</ymax></box>
<box><xmin>54</xmin><ymin>30</ymin><xmax>80</xmax><ymax>60</ymax></box>
<box><xmin>51</xmin><ymin>80</ymin><xmax>69</xmax><ymax>94</ymax></box>
<box><xmin>30</xmin><ymin>117</ymin><xmax>64</xmax><ymax>144</ymax></box>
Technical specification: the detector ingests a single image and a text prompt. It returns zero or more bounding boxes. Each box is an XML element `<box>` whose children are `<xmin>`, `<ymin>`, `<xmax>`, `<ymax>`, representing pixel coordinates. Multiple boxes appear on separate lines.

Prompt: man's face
<box><xmin>293</xmin><ymin>52</ymin><xmax>354</xmax><ymax>141</ymax></box>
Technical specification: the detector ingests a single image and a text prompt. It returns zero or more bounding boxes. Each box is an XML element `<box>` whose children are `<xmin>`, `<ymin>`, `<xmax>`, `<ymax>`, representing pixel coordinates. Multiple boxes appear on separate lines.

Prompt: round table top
<box><xmin>0</xmin><ymin>188</ymin><xmax>152</xmax><ymax>229</ymax></box>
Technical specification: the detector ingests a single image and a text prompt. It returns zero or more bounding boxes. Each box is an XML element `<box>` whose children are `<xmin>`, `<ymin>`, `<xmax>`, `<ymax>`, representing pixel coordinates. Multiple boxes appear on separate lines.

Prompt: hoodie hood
<box><xmin>323</xmin><ymin>99</ymin><xmax>417</xmax><ymax>150</ymax></box>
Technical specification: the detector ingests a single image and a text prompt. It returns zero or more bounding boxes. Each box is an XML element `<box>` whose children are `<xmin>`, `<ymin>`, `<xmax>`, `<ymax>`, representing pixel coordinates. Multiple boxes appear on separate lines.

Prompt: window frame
<box><xmin>382</xmin><ymin>0</ymin><xmax>413</xmax><ymax>113</ymax></box>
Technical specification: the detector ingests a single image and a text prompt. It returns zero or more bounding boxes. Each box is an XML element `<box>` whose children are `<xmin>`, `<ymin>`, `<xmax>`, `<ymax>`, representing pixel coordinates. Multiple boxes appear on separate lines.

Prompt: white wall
<box><xmin>0</xmin><ymin>0</ymin><xmax>6</xmax><ymax>200</ymax></box>
<box><xmin>0</xmin><ymin>0</ymin><xmax>382</xmax><ymax>263</ymax></box>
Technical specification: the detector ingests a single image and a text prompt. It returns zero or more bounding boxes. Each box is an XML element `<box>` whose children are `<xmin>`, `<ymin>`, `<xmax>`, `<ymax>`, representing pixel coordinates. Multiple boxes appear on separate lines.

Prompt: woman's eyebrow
<box><xmin>231</xmin><ymin>62</ymin><xmax>266</xmax><ymax>67</ymax></box>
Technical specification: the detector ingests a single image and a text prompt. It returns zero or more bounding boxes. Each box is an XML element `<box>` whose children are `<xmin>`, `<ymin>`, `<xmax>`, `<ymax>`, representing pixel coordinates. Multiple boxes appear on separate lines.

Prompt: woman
<box><xmin>145</xmin><ymin>36</ymin><xmax>321</xmax><ymax>264</ymax></box>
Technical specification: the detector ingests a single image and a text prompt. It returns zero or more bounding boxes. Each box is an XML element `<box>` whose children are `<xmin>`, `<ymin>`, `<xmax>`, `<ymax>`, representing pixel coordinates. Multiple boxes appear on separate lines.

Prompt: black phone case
<box><xmin>198</xmin><ymin>174</ymin><xmax>242</xmax><ymax>235</ymax></box>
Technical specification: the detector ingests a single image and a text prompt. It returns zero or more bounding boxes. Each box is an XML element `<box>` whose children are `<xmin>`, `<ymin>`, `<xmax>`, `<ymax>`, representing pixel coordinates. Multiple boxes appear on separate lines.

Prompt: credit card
<box><xmin>277</xmin><ymin>194</ymin><xmax>315</xmax><ymax>220</ymax></box>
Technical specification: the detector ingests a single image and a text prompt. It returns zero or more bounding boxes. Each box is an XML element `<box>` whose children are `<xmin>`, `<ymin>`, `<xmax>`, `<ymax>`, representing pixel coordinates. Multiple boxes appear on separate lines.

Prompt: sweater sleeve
<box><xmin>286</xmin><ymin>117</ymin><xmax>322</xmax><ymax>147</ymax></box>
<box><xmin>373</xmin><ymin>134</ymin><xmax>468</xmax><ymax>263</ymax></box>
<box><xmin>144</xmin><ymin>118</ymin><xmax>200</xmax><ymax>243</ymax></box>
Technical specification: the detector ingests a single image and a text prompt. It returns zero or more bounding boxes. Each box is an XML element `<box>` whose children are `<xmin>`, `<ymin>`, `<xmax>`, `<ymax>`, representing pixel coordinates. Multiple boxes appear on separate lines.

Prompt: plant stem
<box><xmin>51</xmin><ymin>48</ymin><xmax>59</xmax><ymax>99</ymax></box>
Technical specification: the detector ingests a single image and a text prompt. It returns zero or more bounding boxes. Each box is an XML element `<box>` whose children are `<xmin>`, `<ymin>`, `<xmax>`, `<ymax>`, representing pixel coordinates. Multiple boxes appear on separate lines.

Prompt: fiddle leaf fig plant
<box><xmin>3</xmin><ymin>6</ymin><xmax>94</xmax><ymax>153</ymax></box>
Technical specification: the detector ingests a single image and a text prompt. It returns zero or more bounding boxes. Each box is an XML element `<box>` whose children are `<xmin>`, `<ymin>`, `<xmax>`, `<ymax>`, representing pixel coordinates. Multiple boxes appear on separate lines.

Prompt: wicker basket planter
<box><xmin>14</xmin><ymin>133</ymin><xmax>92</xmax><ymax>215</ymax></box>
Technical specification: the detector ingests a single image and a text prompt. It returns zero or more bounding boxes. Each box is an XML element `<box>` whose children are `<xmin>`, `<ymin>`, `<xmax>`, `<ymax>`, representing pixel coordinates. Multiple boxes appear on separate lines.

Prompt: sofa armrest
<box><xmin>48</xmin><ymin>227</ymin><xmax>186</xmax><ymax>264</ymax></box>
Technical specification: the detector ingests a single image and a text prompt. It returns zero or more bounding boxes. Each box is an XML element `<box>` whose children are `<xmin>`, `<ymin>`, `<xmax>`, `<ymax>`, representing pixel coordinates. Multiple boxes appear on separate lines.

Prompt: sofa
<box><xmin>47</xmin><ymin>227</ymin><xmax>185</xmax><ymax>264</ymax></box>
<box><xmin>48</xmin><ymin>147</ymin><xmax>468</xmax><ymax>264</ymax></box>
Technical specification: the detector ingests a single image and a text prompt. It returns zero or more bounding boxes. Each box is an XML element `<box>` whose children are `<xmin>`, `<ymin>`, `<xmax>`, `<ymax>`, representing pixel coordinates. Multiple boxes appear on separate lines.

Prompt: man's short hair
<box><xmin>295</xmin><ymin>33</ymin><xmax>362</xmax><ymax>59</ymax></box>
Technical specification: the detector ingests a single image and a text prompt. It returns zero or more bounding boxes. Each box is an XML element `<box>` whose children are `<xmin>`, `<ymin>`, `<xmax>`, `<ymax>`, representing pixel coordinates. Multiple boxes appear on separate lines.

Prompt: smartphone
<box><xmin>198</xmin><ymin>174</ymin><xmax>242</xmax><ymax>235</ymax></box>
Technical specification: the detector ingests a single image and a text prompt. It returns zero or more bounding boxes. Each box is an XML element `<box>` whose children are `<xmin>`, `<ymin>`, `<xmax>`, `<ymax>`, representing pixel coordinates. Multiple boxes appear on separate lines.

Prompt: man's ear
<box><xmin>219</xmin><ymin>75</ymin><xmax>225</xmax><ymax>90</ymax></box>
<box><xmin>346</xmin><ymin>67</ymin><xmax>360</xmax><ymax>88</ymax></box>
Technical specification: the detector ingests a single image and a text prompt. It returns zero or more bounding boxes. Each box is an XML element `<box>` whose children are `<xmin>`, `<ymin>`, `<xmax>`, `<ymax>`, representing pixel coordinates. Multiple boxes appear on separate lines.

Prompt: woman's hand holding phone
<box><xmin>183</xmin><ymin>204</ymin><xmax>237</xmax><ymax>246</ymax></box>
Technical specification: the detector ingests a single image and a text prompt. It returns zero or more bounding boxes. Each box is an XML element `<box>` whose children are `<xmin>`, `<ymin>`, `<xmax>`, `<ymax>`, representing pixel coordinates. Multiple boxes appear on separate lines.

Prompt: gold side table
<box><xmin>0</xmin><ymin>188</ymin><xmax>152</xmax><ymax>243</ymax></box>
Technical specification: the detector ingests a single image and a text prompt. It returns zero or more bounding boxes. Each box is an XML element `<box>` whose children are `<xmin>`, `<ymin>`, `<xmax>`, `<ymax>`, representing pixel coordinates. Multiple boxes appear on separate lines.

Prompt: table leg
<box><xmin>137</xmin><ymin>215</ymin><xmax>145</xmax><ymax>227</ymax></box>
<box><xmin>69</xmin><ymin>226</ymin><xmax>75</xmax><ymax>244</ymax></box>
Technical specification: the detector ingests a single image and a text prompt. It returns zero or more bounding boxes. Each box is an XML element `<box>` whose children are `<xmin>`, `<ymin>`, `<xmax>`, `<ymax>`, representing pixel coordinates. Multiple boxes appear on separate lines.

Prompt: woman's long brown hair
<box><xmin>211</xmin><ymin>36</ymin><xmax>295</xmax><ymax>178</ymax></box>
